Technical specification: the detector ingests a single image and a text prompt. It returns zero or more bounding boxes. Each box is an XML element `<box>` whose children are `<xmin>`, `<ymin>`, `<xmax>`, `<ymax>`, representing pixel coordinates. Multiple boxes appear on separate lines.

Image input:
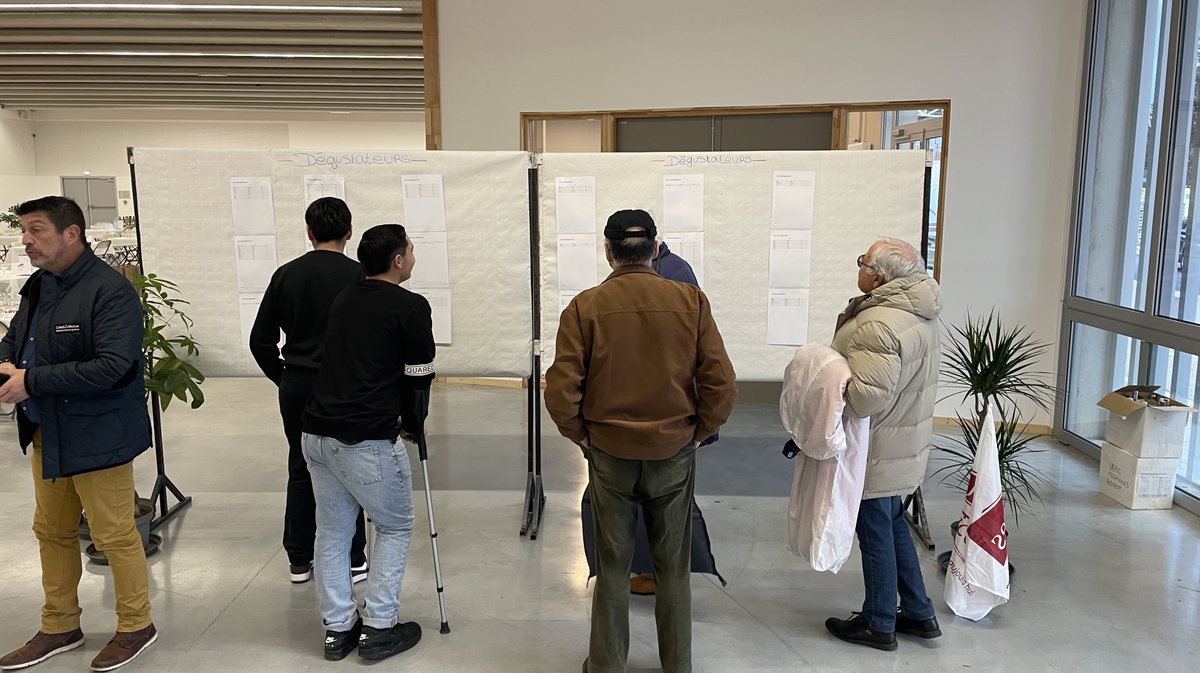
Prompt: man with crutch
<box><xmin>300</xmin><ymin>224</ymin><xmax>436</xmax><ymax>662</ymax></box>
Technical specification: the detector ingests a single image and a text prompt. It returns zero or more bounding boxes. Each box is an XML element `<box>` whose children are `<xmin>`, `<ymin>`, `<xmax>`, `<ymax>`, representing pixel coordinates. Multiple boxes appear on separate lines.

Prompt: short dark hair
<box><xmin>608</xmin><ymin>234</ymin><xmax>655</xmax><ymax>266</ymax></box>
<box><xmin>16</xmin><ymin>196</ymin><xmax>86</xmax><ymax>236</ymax></box>
<box><xmin>357</xmin><ymin>224</ymin><xmax>409</xmax><ymax>276</ymax></box>
<box><xmin>305</xmin><ymin>197</ymin><xmax>352</xmax><ymax>242</ymax></box>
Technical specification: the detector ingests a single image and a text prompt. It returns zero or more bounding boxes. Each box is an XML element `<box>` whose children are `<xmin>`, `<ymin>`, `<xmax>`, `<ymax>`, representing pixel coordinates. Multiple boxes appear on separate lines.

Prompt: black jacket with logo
<box><xmin>0</xmin><ymin>247</ymin><xmax>151</xmax><ymax>478</ymax></box>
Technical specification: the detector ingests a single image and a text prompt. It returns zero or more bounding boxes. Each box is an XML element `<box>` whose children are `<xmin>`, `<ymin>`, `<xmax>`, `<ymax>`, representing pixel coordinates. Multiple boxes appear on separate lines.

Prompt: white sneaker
<box><xmin>290</xmin><ymin>563</ymin><xmax>313</xmax><ymax>584</ymax></box>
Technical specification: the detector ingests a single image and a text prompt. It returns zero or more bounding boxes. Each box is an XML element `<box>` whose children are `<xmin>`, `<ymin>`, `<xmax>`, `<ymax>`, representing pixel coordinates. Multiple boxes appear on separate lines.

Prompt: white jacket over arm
<box><xmin>780</xmin><ymin>343</ymin><xmax>869</xmax><ymax>573</ymax></box>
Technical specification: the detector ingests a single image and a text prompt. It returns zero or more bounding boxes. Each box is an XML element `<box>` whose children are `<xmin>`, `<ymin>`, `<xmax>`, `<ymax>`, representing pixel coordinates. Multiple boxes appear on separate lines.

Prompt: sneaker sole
<box><xmin>351</xmin><ymin>572</ymin><xmax>368</xmax><ymax>585</ymax></box>
<box><xmin>324</xmin><ymin>644</ymin><xmax>357</xmax><ymax>662</ymax></box>
<box><xmin>0</xmin><ymin>638</ymin><xmax>85</xmax><ymax>671</ymax></box>
<box><xmin>290</xmin><ymin>571</ymin><xmax>312</xmax><ymax>584</ymax></box>
<box><xmin>358</xmin><ymin>633</ymin><xmax>421</xmax><ymax>661</ymax></box>
<box><xmin>89</xmin><ymin>632</ymin><xmax>157</xmax><ymax>672</ymax></box>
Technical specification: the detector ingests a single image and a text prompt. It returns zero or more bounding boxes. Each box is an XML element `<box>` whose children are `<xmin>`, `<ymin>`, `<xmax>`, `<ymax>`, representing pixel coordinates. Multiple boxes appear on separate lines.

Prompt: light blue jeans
<box><xmin>302</xmin><ymin>433</ymin><xmax>415</xmax><ymax>631</ymax></box>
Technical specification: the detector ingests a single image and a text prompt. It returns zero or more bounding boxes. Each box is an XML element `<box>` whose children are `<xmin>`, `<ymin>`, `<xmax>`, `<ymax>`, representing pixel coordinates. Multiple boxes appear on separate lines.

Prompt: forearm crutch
<box><xmin>414</xmin><ymin>412</ymin><xmax>450</xmax><ymax>634</ymax></box>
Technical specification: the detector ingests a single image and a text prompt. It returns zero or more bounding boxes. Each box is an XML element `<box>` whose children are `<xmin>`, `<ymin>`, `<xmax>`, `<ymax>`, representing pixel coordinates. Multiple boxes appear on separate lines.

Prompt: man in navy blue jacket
<box><xmin>0</xmin><ymin>196</ymin><xmax>156</xmax><ymax>672</ymax></box>
<box><xmin>651</xmin><ymin>239</ymin><xmax>698</xmax><ymax>286</ymax></box>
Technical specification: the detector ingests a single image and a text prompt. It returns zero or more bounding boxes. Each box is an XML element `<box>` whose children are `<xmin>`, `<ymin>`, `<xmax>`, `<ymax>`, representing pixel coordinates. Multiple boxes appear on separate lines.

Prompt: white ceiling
<box><xmin>0</xmin><ymin>0</ymin><xmax>426</xmax><ymax>112</ymax></box>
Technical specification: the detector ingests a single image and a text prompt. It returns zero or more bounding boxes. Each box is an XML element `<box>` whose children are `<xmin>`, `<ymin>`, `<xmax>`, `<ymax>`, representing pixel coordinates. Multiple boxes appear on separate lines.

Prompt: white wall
<box><xmin>0</xmin><ymin>110</ymin><xmax>36</xmax><ymax>174</ymax></box>
<box><xmin>0</xmin><ymin>175</ymin><xmax>61</xmax><ymax>214</ymax></box>
<box><xmin>288</xmin><ymin>120</ymin><xmax>426</xmax><ymax>150</ymax></box>
<box><xmin>439</xmin><ymin>0</ymin><xmax>1087</xmax><ymax>425</ymax></box>
<box><xmin>23</xmin><ymin>109</ymin><xmax>426</xmax><ymax>216</ymax></box>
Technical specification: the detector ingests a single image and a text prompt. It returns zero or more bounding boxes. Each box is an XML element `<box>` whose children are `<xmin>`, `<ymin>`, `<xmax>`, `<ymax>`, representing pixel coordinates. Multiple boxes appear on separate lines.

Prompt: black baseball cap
<box><xmin>604</xmin><ymin>209</ymin><xmax>657</xmax><ymax>240</ymax></box>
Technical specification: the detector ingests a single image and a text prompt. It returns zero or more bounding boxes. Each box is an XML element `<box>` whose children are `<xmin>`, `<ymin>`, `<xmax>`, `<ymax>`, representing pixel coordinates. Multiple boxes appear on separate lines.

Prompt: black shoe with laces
<box><xmin>358</xmin><ymin>622</ymin><xmax>422</xmax><ymax>661</ymax></box>
<box><xmin>895</xmin><ymin>612</ymin><xmax>942</xmax><ymax>639</ymax></box>
<box><xmin>824</xmin><ymin>613</ymin><xmax>897</xmax><ymax>651</ymax></box>
<box><xmin>324</xmin><ymin>617</ymin><xmax>362</xmax><ymax>661</ymax></box>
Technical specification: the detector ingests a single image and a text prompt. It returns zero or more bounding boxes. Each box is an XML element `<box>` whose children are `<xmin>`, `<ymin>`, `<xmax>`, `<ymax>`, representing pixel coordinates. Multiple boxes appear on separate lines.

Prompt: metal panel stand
<box><xmin>902</xmin><ymin>486</ymin><xmax>935</xmax><ymax>550</ymax></box>
<box><xmin>147</xmin><ymin>395</ymin><xmax>193</xmax><ymax>531</ymax></box>
<box><xmin>520</xmin><ymin>358</ymin><xmax>545</xmax><ymax>539</ymax></box>
<box><xmin>130</xmin><ymin>148</ymin><xmax>193</xmax><ymax>532</ymax></box>
<box><xmin>520</xmin><ymin>164</ymin><xmax>546</xmax><ymax>539</ymax></box>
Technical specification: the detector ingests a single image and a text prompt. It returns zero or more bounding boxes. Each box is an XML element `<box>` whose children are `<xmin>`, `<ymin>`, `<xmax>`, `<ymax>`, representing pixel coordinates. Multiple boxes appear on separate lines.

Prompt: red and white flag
<box><xmin>944</xmin><ymin>402</ymin><xmax>1010</xmax><ymax>620</ymax></box>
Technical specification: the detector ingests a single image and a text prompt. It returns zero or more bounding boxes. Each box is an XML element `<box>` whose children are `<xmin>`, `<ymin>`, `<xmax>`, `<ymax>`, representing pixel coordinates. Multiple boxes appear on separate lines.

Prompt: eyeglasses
<box><xmin>856</xmin><ymin>254</ymin><xmax>876</xmax><ymax>270</ymax></box>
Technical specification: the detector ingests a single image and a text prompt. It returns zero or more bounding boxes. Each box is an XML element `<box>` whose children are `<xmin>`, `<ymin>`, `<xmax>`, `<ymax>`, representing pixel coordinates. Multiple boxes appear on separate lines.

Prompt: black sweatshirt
<box><xmin>302</xmin><ymin>279</ymin><xmax>436</xmax><ymax>441</ymax></box>
<box><xmin>249</xmin><ymin>250</ymin><xmax>364</xmax><ymax>384</ymax></box>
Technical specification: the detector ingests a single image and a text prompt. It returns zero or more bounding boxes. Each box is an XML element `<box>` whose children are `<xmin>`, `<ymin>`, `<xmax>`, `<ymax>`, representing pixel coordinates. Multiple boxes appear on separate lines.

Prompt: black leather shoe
<box><xmin>825</xmin><ymin>613</ymin><xmax>897</xmax><ymax>651</ymax></box>
<box><xmin>896</xmin><ymin>613</ymin><xmax>942</xmax><ymax>638</ymax></box>
<box><xmin>324</xmin><ymin>617</ymin><xmax>362</xmax><ymax>661</ymax></box>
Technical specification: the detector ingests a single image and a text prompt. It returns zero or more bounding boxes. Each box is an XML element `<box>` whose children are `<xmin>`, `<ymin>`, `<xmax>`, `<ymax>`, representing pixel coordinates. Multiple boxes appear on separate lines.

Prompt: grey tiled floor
<box><xmin>0</xmin><ymin>378</ymin><xmax>1197</xmax><ymax>672</ymax></box>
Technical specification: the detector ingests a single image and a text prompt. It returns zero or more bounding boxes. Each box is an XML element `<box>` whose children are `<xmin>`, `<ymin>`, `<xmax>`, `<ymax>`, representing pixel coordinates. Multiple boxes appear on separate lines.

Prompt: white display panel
<box><xmin>133</xmin><ymin>148</ymin><xmax>532</xmax><ymax>377</ymax></box>
<box><xmin>537</xmin><ymin>151</ymin><xmax>926</xmax><ymax>380</ymax></box>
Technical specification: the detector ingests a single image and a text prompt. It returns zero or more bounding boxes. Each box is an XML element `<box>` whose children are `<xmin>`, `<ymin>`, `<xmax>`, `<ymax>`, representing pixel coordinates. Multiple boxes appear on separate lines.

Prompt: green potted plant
<box><xmin>932</xmin><ymin>312</ymin><xmax>1057</xmax><ymax>572</ymax></box>
<box><xmin>133</xmin><ymin>273</ymin><xmax>205</xmax><ymax>410</ymax></box>
<box><xmin>0</xmin><ymin>205</ymin><xmax>19</xmax><ymax>229</ymax></box>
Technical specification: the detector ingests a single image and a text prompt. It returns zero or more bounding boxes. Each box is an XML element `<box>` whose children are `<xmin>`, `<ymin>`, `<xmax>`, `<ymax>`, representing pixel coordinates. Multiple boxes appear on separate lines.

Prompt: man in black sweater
<box><xmin>301</xmin><ymin>224</ymin><xmax>435</xmax><ymax>663</ymax></box>
<box><xmin>249</xmin><ymin>197</ymin><xmax>368</xmax><ymax>585</ymax></box>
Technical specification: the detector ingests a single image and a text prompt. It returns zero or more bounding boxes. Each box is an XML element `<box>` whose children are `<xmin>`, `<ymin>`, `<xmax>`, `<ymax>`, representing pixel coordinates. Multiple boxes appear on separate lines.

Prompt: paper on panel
<box><xmin>767</xmin><ymin>288</ymin><xmax>809</xmax><ymax>346</ymax></box>
<box><xmin>771</xmin><ymin>171</ymin><xmax>815</xmax><ymax>230</ymax></box>
<box><xmin>239</xmin><ymin>292</ymin><xmax>264</xmax><ymax>350</ymax></box>
<box><xmin>558</xmin><ymin>291</ymin><xmax>578</xmax><ymax>316</ymax></box>
<box><xmin>768</xmin><ymin>230</ymin><xmax>813</xmax><ymax>288</ymax></box>
<box><xmin>230</xmin><ymin>177</ymin><xmax>276</xmax><ymax>236</ymax></box>
<box><xmin>234</xmin><ymin>235</ymin><xmax>278</xmax><ymax>293</ymax></box>
<box><xmin>401</xmin><ymin>174</ymin><xmax>447</xmax><ymax>231</ymax></box>
<box><xmin>555</xmin><ymin>176</ymin><xmax>597</xmax><ymax>234</ymax></box>
<box><xmin>557</xmin><ymin>234</ymin><xmax>598</xmax><ymax>291</ymax></box>
<box><xmin>662</xmin><ymin>174</ymin><xmax>704</xmax><ymax>231</ymax></box>
<box><xmin>407</xmin><ymin>231</ymin><xmax>450</xmax><ymax>287</ymax></box>
<box><xmin>303</xmin><ymin>174</ymin><xmax>345</xmax><ymax>206</ymax></box>
<box><xmin>410</xmin><ymin>286</ymin><xmax>453</xmax><ymax>346</ymax></box>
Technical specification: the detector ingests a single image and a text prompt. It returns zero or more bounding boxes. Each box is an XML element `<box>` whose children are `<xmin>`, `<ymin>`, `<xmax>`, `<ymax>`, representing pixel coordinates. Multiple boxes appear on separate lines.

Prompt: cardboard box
<box><xmin>1098</xmin><ymin>442</ymin><xmax>1178</xmax><ymax>510</ymax></box>
<box><xmin>1096</xmin><ymin>385</ymin><xmax>1197</xmax><ymax>458</ymax></box>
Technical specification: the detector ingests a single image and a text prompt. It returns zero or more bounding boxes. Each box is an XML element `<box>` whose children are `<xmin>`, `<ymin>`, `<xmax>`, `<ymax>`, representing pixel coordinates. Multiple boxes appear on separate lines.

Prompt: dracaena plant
<box><xmin>933</xmin><ymin>311</ymin><xmax>1058</xmax><ymax>525</ymax></box>
<box><xmin>932</xmin><ymin>405</ymin><xmax>1052</xmax><ymax>525</ymax></box>
<box><xmin>1</xmin><ymin>205</ymin><xmax>19</xmax><ymax>229</ymax></box>
<box><xmin>132</xmin><ymin>273</ymin><xmax>205</xmax><ymax>411</ymax></box>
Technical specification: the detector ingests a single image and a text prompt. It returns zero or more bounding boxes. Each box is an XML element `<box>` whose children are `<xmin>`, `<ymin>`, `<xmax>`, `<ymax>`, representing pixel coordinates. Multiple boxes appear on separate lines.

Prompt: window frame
<box><xmin>1058</xmin><ymin>0</ymin><xmax>1200</xmax><ymax>513</ymax></box>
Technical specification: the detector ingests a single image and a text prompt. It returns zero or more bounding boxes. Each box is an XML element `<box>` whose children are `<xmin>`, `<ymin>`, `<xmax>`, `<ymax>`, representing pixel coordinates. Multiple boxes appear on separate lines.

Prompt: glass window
<box><xmin>1063</xmin><ymin>0</ymin><xmax>1200</xmax><ymax>508</ymax></box>
<box><xmin>525</xmin><ymin>118</ymin><xmax>602</xmax><ymax>153</ymax></box>
<box><xmin>1065</xmin><ymin>323</ymin><xmax>1143</xmax><ymax>444</ymax></box>
<box><xmin>1157</xmin><ymin>23</ymin><xmax>1200</xmax><ymax>324</ymax></box>
<box><xmin>844</xmin><ymin>107</ymin><xmax>945</xmax><ymax>274</ymax></box>
<box><xmin>1148</xmin><ymin>345</ymin><xmax>1200</xmax><ymax>497</ymax></box>
<box><xmin>1073</xmin><ymin>0</ymin><xmax>1167</xmax><ymax>310</ymax></box>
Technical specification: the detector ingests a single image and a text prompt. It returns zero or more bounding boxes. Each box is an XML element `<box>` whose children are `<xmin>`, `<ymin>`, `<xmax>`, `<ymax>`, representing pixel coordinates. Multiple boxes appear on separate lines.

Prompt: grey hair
<box><xmin>870</xmin><ymin>237</ymin><xmax>923</xmax><ymax>282</ymax></box>
<box><xmin>606</xmin><ymin>236</ymin><xmax>655</xmax><ymax>266</ymax></box>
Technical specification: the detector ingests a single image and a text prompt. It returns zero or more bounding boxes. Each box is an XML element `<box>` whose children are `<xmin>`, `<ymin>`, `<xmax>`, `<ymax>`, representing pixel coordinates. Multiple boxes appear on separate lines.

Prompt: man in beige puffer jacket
<box><xmin>824</xmin><ymin>237</ymin><xmax>943</xmax><ymax>652</ymax></box>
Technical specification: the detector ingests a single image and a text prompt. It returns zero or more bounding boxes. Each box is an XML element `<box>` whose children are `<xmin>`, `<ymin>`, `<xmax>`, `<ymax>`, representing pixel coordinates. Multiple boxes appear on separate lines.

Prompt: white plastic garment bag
<box><xmin>781</xmin><ymin>344</ymin><xmax>869</xmax><ymax>573</ymax></box>
<box><xmin>944</xmin><ymin>401</ymin><xmax>1010</xmax><ymax>620</ymax></box>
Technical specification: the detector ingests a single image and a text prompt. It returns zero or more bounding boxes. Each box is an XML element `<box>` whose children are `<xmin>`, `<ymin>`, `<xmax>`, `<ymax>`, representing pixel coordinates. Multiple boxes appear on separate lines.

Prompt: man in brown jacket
<box><xmin>546</xmin><ymin>209</ymin><xmax>737</xmax><ymax>673</ymax></box>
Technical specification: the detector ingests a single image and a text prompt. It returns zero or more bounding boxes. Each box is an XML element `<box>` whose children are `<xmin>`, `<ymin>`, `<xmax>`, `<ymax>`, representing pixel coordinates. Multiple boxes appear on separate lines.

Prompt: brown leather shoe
<box><xmin>0</xmin><ymin>629</ymin><xmax>85</xmax><ymax>670</ymax></box>
<box><xmin>89</xmin><ymin>624</ymin><xmax>157</xmax><ymax>672</ymax></box>
<box><xmin>629</xmin><ymin>574</ymin><xmax>656</xmax><ymax>595</ymax></box>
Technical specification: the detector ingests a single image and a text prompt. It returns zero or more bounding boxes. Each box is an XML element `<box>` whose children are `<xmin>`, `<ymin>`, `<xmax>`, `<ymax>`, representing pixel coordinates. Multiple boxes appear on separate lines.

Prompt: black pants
<box><xmin>279</xmin><ymin>371</ymin><xmax>368</xmax><ymax>567</ymax></box>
